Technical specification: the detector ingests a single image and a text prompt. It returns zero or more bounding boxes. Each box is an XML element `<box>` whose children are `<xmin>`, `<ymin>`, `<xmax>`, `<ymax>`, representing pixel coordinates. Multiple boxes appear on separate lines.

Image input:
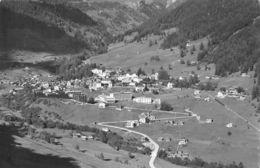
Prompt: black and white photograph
<box><xmin>0</xmin><ymin>0</ymin><xmax>259</xmax><ymax>168</ymax></box>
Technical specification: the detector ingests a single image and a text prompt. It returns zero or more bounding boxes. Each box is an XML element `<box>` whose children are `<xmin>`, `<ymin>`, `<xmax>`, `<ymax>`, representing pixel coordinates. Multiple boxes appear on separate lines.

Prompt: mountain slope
<box><xmin>0</xmin><ymin>1</ymin><xmax>110</xmax><ymax>55</ymax></box>
<box><xmin>125</xmin><ymin>0</ymin><xmax>260</xmax><ymax>76</ymax></box>
<box><xmin>212</xmin><ymin>17</ymin><xmax>260</xmax><ymax>76</ymax></box>
<box><xmin>160</xmin><ymin>0</ymin><xmax>260</xmax><ymax>47</ymax></box>
<box><xmin>0</xmin><ymin>6</ymin><xmax>86</xmax><ymax>54</ymax></box>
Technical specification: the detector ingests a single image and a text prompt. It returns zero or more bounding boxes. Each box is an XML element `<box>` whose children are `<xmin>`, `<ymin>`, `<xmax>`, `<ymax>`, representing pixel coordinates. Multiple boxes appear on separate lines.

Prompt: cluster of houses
<box><xmin>167</xmin><ymin>150</ymin><xmax>190</xmax><ymax>159</ymax></box>
<box><xmin>193</xmin><ymin>90</ymin><xmax>211</xmax><ymax>102</ymax></box>
<box><xmin>125</xmin><ymin>112</ymin><xmax>156</xmax><ymax>128</ymax></box>
<box><xmin>216</xmin><ymin>87</ymin><xmax>246</xmax><ymax>101</ymax></box>
<box><xmin>72</xmin><ymin>132</ymin><xmax>94</xmax><ymax>141</ymax></box>
<box><xmin>157</xmin><ymin>136</ymin><xmax>172</xmax><ymax>142</ymax></box>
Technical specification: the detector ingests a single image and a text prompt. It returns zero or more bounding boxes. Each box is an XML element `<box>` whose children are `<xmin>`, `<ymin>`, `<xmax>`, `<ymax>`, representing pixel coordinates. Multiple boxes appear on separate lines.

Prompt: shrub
<box><xmin>186</xmin><ymin>60</ymin><xmax>191</xmax><ymax>66</ymax></box>
<box><xmin>158</xmin><ymin>70</ymin><xmax>169</xmax><ymax>80</ymax></box>
<box><xmin>75</xmin><ymin>144</ymin><xmax>80</xmax><ymax>150</ymax></box>
<box><xmin>236</xmin><ymin>87</ymin><xmax>245</xmax><ymax>94</ymax></box>
<box><xmin>197</xmin><ymin>50</ymin><xmax>208</xmax><ymax>61</ymax></box>
<box><xmin>252</xmin><ymin>86</ymin><xmax>260</xmax><ymax>100</ymax></box>
<box><xmin>199</xmin><ymin>42</ymin><xmax>204</xmax><ymax>50</ymax></box>
<box><xmin>180</xmin><ymin>59</ymin><xmax>185</xmax><ymax>64</ymax></box>
<box><xmin>160</xmin><ymin>101</ymin><xmax>173</xmax><ymax>111</ymax></box>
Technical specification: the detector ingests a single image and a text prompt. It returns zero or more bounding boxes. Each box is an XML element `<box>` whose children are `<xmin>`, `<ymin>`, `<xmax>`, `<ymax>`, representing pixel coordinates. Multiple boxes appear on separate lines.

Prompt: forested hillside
<box><xmin>160</xmin><ymin>0</ymin><xmax>260</xmax><ymax>48</ymax></box>
<box><xmin>127</xmin><ymin>0</ymin><xmax>260</xmax><ymax>76</ymax></box>
<box><xmin>0</xmin><ymin>1</ymin><xmax>110</xmax><ymax>54</ymax></box>
<box><xmin>212</xmin><ymin>18</ymin><xmax>260</xmax><ymax>76</ymax></box>
<box><xmin>0</xmin><ymin>6</ymin><xmax>86</xmax><ymax>54</ymax></box>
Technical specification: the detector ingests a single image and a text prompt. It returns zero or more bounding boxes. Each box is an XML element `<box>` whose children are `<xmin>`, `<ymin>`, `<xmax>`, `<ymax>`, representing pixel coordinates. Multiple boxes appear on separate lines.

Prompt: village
<box><xmin>0</xmin><ymin>63</ymin><xmax>253</xmax><ymax>165</ymax></box>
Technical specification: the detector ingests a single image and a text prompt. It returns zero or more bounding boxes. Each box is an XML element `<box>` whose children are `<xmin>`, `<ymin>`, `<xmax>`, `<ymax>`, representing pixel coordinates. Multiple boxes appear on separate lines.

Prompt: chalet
<box><xmin>167</xmin><ymin>82</ymin><xmax>173</xmax><ymax>89</ymax></box>
<box><xmin>125</xmin><ymin>120</ymin><xmax>139</xmax><ymax>128</ymax></box>
<box><xmin>226</xmin><ymin>123</ymin><xmax>233</xmax><ymax>128</ymax></box>
<box><xmin>179</xmin><ymin>76</ymin><xmax>184</xmax><ymax>81</ymax></box>
<box><xmin>101</xmin><ymin>80</ymin><xmax>113</xmax><ymax>88</ymax></box>
<box><xmin>89</xmin><ymin>82</ymin><xmax>102</xmax><ymax>90</ymax></box>
<box><xmin>178</xmin><ymin>138</ymin><xmax>189</xmax><ymax>146</ymax></box>
<box><xmin>157</xmin><ymin>137</ymin><xmax>164</xmax><ymax>142</ymax></box>
<box><xmin>142</xmin><ymin>142</ymin><xmax>154</xmax><ymax>150</ymax></box>
<box><xmin>139</xmin><ymin>113</ymin><xmax>149</xmax><ymax>124</ymax></box>
<box><xmin>98</xmin><ymin>102</ymin><xmax>106</xmax><ymax>109</ymax></box>
<box><xmin>92</xmin><ymin>69</ymin><xmax>103</xmax><ymax>76</ymax></box>
<box><xmin>165</xmin><ymin>137</ymin><xmax>171</xmax><ymax>142</ymax></box>
<box><xmin>65</xmin><ymin>90</ymin><xmax>82</xmax><ymax>98</ymax></box>
<box><xmin>95</xmin><ymin>93</ymin><xmax>115</xmax><ymax>104</ymax></box>
<box><xmin>150</xmin><ymin>73</ymin><xmax>159</xmax><ymax>81</ymax></box>
<box><xmin>216</xmin><ymin>91</ymin><xmax>226</xmax><ymax>99</ymax></box>
<box><xmin>135</xmin><ymin>86</ymin><xmax>145</xmax><ymax>92</ymax></box>
<box><xmin>153</xmin><ymin>98</ymin><xmax>161</xmax><ymax>105</ymax></box>
<box><xmin>81</xmin><ymin>135</ymin><xmax>87</xmax><ymax>141</ymax></box>
<box><xmin>102</xmin><ymin>128</ymin><xmax>110</xmax><ymax>132</ymax></box>
<box><xmin>205</xmin><ymin>118</ymin><xmax>213</xmax><ymax>123</ymax></box>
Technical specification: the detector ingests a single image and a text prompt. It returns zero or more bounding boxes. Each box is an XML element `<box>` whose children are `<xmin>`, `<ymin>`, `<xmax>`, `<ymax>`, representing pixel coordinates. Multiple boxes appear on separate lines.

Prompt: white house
<box><xmin>167</xmin><ymin>82</ymin><xmax>173</xmax><ymax>89</ymax></box>
<box><xmin>178</xmin><ymin>139</ymin><xmax>189</xmax><ymax>146</ymax></box>
<box><xmin>216</xmin><ymin>91</ymin><xmax>226</xmax><ymax>99</ymax></box>
<box><xmin>153</xmin><ymin>98</ymin><xmax>161</xmax><ymax>105</ymax></box>
<box><xmin>194</xmin><ymin>90</ymin><xmax>200</xmax><ymax>96</ymax></box>
<box><xmin>98</xmin><ymin>102</ymin><xmax>106</xmax><ymax>109</ymax></box>
<box><xmin>226</xmin><ymin>123</ymin><xmax>233</xmax><ymax>128</ymax></box>
<box><xmin>179</xmin><ymin>76</ymin><xmax>184</xmax><ymax>81</ymax></box>
<box><xmin>125</xmin><ymin>120</ymin><xmax>139</xmax><ymax>128</ymax></box>
<box><xmin>95</xmin><ymin>93</ymin><xmax>115</xmax><ymax>104</ymax></box>
<box><xmin>101</xmin><ymin>80</ymin><xmax>113</xmax><ymax>88</ymax></box>
<box><xmin>102</xmin><ymin>128</ymin><xmax>110</xmax><ymax>132</ymax></box>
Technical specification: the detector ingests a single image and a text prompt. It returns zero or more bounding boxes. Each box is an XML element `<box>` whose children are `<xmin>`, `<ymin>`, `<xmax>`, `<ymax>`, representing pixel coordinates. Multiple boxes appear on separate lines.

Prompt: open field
<box><xmin>132</xmin><ymin>98</ymin><xmax>259</xmax><ymax>168</ymax></box>
<box><xmin>91</xmin><ymin>37</ymin><xmax>215</xmax><ymax>79</ymax></box>
<box><xmin>14</xmin><ymin>130</ymin><xmax>151</xmax><ymax>168</ymax></box>
<box><xmin>33</xmin><ymin>98</ymin><xmax>187</xmax><ymax>125</ymax></box>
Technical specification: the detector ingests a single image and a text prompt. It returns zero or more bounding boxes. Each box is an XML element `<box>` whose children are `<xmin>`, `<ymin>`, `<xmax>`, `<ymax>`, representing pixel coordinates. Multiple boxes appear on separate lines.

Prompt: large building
<box><xmin>133</xmin><ymin>97</ymin><xmax>152</xmax><ymax>104</ymax></box>
<box><xmin>113</xmin><ymin>92</ymin><xmax>133</xmax><ymax>101</ymax></box>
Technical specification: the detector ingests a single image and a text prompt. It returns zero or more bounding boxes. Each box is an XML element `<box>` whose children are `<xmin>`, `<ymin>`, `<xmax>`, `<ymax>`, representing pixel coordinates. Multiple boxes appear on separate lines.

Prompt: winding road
<box><xmin>97</xmin><ymin>114</ymin><xmax>194</xmax><ymax>168</ymax></box>
<box><xmin>97</xmin><ymin>122</ymin><xmax>159</xmax><ymax>168</ymax></box>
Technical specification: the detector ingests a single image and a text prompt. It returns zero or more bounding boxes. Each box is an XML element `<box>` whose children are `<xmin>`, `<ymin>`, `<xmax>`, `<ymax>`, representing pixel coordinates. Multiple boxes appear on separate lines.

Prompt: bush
<box><xmin>180</xmin><ymin>59</ymin><xmax>185</xmax><ymax>64</ymax></box>
<box><xmin>198</xmin><ymin>81</ymin><xmax>218</xmax><ymax>91</ymax></box>
<box><xmin>75</xmin><ymin>144</ymin><xmax>80</xmax><ymax>150</ymax></box>
<box><xmin>252</xmin><ymin>86</ymin><xmax>260</xmax><ymax>100</ymax></box>
<box><xmin>87</xmin><ymin>97</ymin><xmax>96</xmax><ymax>104</ymax></box>
<box><xmin>137</xmin><ymin>67</ymin><xmax>146</xmax><ymax>76</ymax></box>
<box><xmin>186</xmin><ymin>60</ymin><xmax>191</xmax><ymax>66</ymax></box>
<box><xmin>150</xmin><ymin>56</ymin><xmax>160</xmax><ymax>62</ymax></box>
<box><xmin>236</xmin><ymin>87</ymin><xmax>245</xmax><ymax>94</ymax></box>
<box><xmin>160</xmin><ymin>101</ymin><xmax>173</xmax><ymax>111</ymax></box>
<box><xmin>199</xmin><ymin>42</ymin><xmax>204</xmax><ymax>50</ymax></box>
<box><xmin>158</xmin><ymin>70</ymin><xmax>169</xmax><ymax>80</ymax></box>
<box><xmin>197</xmin><ymin>50</ymin><xmax>208</xmax><ymax>61</ymax></box>
<box><xmin>128</xmin><ymin>152</ymin><xmax>135</xmax><ymax>159</ymax></box>
<box><xmin>220</xmin><ymin>87</ymin><xmax>226</xmax><ymax>92</ymax></box>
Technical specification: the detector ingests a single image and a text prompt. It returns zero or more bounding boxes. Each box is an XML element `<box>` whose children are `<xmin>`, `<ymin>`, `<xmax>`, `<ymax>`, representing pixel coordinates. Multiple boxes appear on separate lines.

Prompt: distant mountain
<box><xmin>69</xmin><ymin>0</ymin><xmax>166</xmax><ymax>36</ymax></box>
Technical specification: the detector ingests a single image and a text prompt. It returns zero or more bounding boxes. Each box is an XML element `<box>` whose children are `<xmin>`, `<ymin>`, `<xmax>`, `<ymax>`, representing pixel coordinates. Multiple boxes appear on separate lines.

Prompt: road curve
<box><xmin>97</xmin><ymin>122</ymin><xmax>159</xmax><ymax>168</ymax></box>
